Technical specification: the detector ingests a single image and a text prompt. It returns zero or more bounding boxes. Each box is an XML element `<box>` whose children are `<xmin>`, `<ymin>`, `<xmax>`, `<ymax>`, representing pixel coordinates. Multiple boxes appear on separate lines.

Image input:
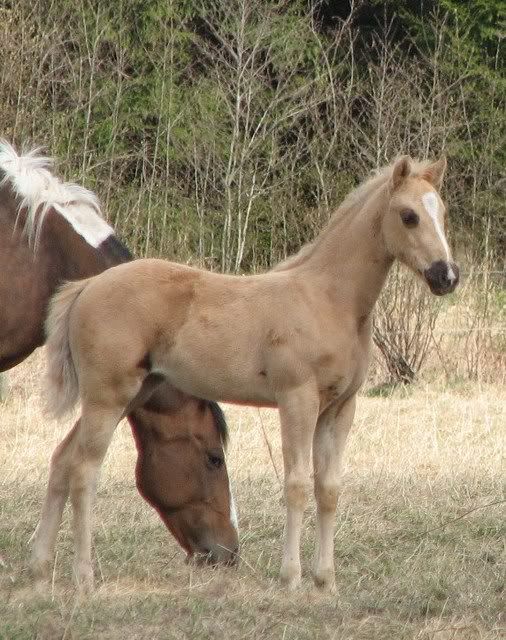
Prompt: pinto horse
<box><xmin>40</xmin><ymin>154</ymin><xmax>459</xmax><ymax>592</ymax></box>
<box><xmin>0</xmin><ymin>141</ymin><xmax>239</xmax><ymax>583</ymax></box>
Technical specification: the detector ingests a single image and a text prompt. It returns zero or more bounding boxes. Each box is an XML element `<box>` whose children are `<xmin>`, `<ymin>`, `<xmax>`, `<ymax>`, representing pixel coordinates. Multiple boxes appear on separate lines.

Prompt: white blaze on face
<box><xmin>228</xmin><ymin>478</ymin><xmax>239</xmax><ymax>532</ymax></box>
<box><xmin>54</xmin><ymin>202</ymin><xmax>114</xmax><ymax>248</ymax></box>
<box><xmin>421</xmin><ymin>191</ymin><xmax>456</xmax><ymax>280</ymax></box>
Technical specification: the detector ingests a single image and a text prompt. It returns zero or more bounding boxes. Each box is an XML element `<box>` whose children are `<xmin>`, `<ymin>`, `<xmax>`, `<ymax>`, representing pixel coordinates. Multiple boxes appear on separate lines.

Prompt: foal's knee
<box><xmin>315</xmin><ymin>481</ymin><xmax>341</xmax><ymax>513</ymax></box>
<box><xmin>285</xmin><ymin>479</ymin><xmax>310</xmax><ymax>510</ymax></box>
<box><xmin>67</xmin><ymin>455</ymin><xmax>101</xmax><ymax>500</ymax></box>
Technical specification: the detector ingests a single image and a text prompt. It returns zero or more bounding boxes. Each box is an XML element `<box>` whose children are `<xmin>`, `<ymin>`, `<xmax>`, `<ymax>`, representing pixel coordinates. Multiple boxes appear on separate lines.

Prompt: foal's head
<box><xmin>130</xmin><ymin>398</ymin><xmax>239</xmax><ymax>566</ymax></box>
<box><xmin>382</xmin><ymin>156</ymin><xmax>459</xmax><ymax>295</ymax></box>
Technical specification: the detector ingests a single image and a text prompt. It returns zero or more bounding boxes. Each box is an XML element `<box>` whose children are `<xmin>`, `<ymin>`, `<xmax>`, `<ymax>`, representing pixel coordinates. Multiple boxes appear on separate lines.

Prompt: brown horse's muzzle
<box><xmin>424</xmin><ymin>260</ymin><xmax>459</xmax><ymax>295</ymax></box>
<box><xmin>174</xmin><ymin>506</ymin><xmax>240</xmax><ymax>567</ymax></box>
<box><xmin>192</xmin><ymin>541</ymin><xmax>240</xmax><ymax>567</ymax></box>
<box><xmin>158</xmin><ymin>504</ymin><xmax>239</xmax><ymax>567</ymax></box>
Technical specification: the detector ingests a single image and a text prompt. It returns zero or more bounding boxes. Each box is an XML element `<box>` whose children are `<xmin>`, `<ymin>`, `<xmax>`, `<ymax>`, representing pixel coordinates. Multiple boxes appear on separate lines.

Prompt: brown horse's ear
<box><xmin>390</xmin><ymin>155</ymin><xmax>411</xmax><ymax>191</ymax></box>
<box><xmin>422</xmin><ymin>156</ymin><xmax>447</xmax><ymax>189</ymax></box>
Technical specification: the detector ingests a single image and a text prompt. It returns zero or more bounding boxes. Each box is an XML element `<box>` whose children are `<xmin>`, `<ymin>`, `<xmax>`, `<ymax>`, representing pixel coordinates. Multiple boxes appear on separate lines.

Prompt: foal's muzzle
<box><xmin>424</xmin><ymin>260</ymin><xmax>459</xmax><ymax>295</ymax></box>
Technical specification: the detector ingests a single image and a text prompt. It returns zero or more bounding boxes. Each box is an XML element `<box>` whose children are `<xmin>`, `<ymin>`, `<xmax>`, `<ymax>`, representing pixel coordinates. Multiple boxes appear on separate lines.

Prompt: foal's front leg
<box><xmin>277</xmin><ymin>383</ymin><xmax>319</xmax><ymax>589</ymax></box>
<box><xmin>312</xmin><ymin>394</ymin><xmax>356</xmax><ymax>592</ymax></box>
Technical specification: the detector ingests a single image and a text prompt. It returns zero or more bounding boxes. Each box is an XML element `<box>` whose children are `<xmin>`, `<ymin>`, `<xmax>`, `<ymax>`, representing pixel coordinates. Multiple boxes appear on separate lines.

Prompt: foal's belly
<box><xmin>155</xmin><ymin>342</ymin><xmax>362</xmax><ymax>411</ymax></box>
<box><xmin>152</xmin><ymin>345</ymin><xmax>277</xmax><ymax>407</ymax></box>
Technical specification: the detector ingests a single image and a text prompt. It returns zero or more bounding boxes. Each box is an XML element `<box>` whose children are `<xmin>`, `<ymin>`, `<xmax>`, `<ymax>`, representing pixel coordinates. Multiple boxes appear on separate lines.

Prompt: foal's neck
<box><xmin>300</xmin><ymin>184</ymin><xmax>393</xmax><ymax>319</ymax></box>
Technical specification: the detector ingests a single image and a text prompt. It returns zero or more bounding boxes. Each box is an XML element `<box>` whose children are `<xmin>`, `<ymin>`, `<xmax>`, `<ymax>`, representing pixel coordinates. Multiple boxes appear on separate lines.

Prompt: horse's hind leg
<box><xmin>31</xmin><ymin>420</ymin><xmax>81</xmax><ymax>587</ymax></box>
<box><xmin>311</xmin><ymin>395</ymin><xmax>355</xmax><ymax>592</ymax></box>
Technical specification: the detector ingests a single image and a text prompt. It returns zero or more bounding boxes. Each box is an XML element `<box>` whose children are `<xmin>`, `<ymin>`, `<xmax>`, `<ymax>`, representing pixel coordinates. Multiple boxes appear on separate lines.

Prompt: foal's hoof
<box><xmin>74</xmin><ymin>564</ymin><xmax>94</xmax><ymax>595</ymax></box>
<box><xmin>30</xmin><ymin>556</ymin><xmax>51</xmax><ymax>584</ymax></box>
<box><xmin>30</xmin><ymin>558</ymin><xmax>51</xmax><ymax>592</ymax></box>
<box><xmin>279</xmin><ymin>566</ymin><xmax>301</xmax><ymax>591</ymax></box>
<box><xmin>312</xmin><ymin>568</ymin><xmax>336</xmax><ymax>593</ymax></box>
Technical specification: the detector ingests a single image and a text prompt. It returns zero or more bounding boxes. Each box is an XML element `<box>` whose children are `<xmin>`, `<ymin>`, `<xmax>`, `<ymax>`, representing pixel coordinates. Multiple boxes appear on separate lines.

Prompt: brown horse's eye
<box><xmin>400</xmin><ymin>210</ymin><xmax>419</xmax><ymax>228</ymax></box>
<box><xmin>207</xmin><ymin>453</ymin><xmax>224</xmax><ymax>469</ymax></box>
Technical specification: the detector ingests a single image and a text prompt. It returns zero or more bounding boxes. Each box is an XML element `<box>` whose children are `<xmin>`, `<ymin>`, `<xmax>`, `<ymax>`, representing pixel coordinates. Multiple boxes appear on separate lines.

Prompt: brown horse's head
<box><xmin>382</xmin><ymin>155</ymin><xmax>459</xmax><ymax>296</ymax></box>
<box><xmin>129</xmin><ymin>398</ymin><xmax>239</xmax><ymax>565</ymax></box>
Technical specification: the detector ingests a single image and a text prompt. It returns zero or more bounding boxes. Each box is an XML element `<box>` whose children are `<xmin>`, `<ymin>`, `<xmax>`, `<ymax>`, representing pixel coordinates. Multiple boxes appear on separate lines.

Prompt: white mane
<box><xmin>0</xmin><ymin>140</ymin><xmax>113</xmax><ymax>248</ymax></box>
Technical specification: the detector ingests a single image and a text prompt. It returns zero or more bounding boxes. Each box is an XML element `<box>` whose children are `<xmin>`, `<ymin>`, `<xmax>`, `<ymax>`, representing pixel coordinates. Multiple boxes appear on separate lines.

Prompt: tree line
<box><xmin>1</xmin><ymin>0</ymin><xmax>504</xmax><ymax>270</ymax></box>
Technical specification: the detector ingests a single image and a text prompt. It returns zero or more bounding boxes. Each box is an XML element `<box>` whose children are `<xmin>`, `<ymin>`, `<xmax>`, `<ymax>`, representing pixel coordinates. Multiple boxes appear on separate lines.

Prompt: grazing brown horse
<box><xmin>0</xmin><ymin>141</ymin><xmax>238</xmax><ymax>586</ymax></box>
<box><xmin>42</xmin><ymin>153</ymin><xmax>459</xmax><ymax>592</ymax></box>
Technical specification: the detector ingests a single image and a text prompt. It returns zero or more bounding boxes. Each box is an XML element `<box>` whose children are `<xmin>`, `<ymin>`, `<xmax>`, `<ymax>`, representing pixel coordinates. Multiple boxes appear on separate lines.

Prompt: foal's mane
<box><xmin>0</xmin><ymin>140</ymin><xmax>101</xmax><ymax>248</ymax></box>
<box><xmin>274</xmin><ymin>157</ymin><xmax>433</xmax><ymax>271</ymax></box>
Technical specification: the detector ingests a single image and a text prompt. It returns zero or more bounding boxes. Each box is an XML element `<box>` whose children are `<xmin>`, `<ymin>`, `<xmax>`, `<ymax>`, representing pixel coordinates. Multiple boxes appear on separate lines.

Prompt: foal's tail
<box><xmin>45</xmin><ymin>278</ymin><xmax>91</xmax><ymax>418</ymax></box>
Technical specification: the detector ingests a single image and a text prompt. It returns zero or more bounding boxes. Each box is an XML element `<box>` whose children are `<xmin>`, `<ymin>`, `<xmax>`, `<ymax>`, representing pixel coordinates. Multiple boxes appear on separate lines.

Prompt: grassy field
<box><xmin>0</xmin><ymin>352</ymin><xmax>504</xmax><ymax>640</ymax></box>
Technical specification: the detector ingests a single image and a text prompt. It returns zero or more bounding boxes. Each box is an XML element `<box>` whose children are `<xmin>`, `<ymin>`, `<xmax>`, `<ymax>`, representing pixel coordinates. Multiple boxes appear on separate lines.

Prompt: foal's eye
<box><xmin>207</xmin><ymin>453</ymin><xmax>224</xmax><ymax>469</ymax></box>
<box><xmin>400</xmin><ymin>210</ymin><xmax>419</xmax><ymax>228</ymax></box>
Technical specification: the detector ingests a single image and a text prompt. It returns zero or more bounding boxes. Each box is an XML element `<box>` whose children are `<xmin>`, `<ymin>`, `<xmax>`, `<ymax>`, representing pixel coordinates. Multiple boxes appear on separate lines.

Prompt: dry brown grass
<box><xmin>1</xmin><ymin>352</ymin><xmax>504</xmax><ymax>639</ymax></box>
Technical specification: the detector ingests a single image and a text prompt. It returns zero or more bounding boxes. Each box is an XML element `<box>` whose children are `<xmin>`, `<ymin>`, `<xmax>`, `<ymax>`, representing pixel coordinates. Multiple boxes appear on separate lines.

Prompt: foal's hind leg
<box><xmin>31</xmin><ymin>404</ymin><xmax>124</xmax><ymax>592</ymax></box>
<box><xmin>67</xmin><ymin>403</ymin><xmax>124</xmax><ymax>591</ymax></box>
<box><xmin>31</xmin><ymin>420</ymin><xmax>81</xmax><ymax>587</ymax></box>
<box><xmin>311</xmin><ymin>395</ymin><xmax>355</xmax><ymax>592</ymax></box>
<box><xmin>277</xmin><ymin>382</ymin><xmax>319</xmax><ymax>590</ymax></box>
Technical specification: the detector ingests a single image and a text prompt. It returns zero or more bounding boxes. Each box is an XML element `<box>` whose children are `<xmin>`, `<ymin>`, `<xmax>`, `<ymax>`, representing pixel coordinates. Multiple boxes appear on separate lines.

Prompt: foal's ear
<box><xmin>390</xmin><ymin>155</ymin><xmax>411</xmax><ymax>191</ymax></box>
<box><xmin>421</xmin><ymin>156</ymin><xmax>447</xmax><ymax>189</ymax></box>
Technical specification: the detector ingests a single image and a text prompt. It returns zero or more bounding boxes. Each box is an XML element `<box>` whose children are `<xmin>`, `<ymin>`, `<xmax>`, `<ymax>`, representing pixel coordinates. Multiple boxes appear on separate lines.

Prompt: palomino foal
<box><xmin>43</xmin><ymin>155</ymin><xmax>458</xmax><ymax>591</ymax></box>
